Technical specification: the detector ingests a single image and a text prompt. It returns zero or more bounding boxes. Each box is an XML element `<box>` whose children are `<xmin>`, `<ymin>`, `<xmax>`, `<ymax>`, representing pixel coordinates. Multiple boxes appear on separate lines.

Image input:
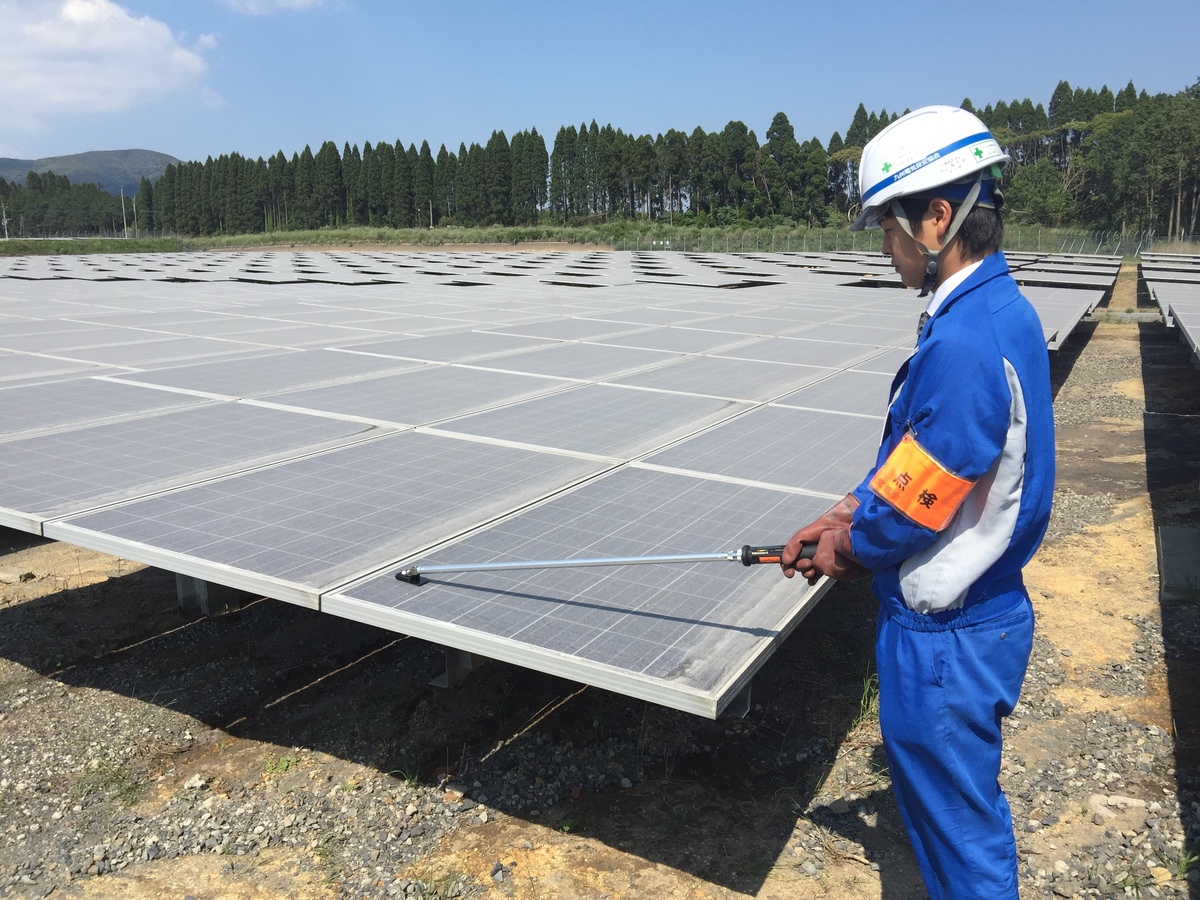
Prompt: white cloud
<box><xmin>0</xmin><ymin>0</ymin><xmax>210</xmax><ymax>133</ymax></box>
<box><xmin>220</xmin><ymin>0</ymin><xmax>324</xmax><ymax>14</ymax></box>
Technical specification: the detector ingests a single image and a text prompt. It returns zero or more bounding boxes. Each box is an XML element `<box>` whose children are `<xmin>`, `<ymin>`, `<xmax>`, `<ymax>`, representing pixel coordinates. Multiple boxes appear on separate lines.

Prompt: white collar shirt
<box><xmin>925</xmin><ymin>259</ymin><xmax>984</xmax><ymax>319</ymax></box>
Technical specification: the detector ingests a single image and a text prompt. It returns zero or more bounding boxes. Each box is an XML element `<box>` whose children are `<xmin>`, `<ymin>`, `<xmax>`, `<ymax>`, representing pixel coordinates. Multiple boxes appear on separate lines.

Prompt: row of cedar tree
<box><xmin>3</xmin><ymin>78</ymin><xmax>1199</xmax><ymax>240</ymax></box>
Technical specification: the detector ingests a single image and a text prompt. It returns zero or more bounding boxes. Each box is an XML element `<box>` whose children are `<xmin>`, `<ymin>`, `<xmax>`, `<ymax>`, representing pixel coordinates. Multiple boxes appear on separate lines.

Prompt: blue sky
<box><xmin>2</xmin><ymin>0</ymin><xmax>1198</xmax><ymax>163</ymax></box>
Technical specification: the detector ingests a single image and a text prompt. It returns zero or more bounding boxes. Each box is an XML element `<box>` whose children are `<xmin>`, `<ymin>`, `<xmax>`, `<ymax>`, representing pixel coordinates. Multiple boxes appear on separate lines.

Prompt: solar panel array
<box><xmin>1143</xmin><ymin>253</ymin><xmax>1200</xmax><ymax>368</ymax></box>
<box><xmin>0</xmin><ymin>249</ymin><xmax>1115</xmax><ymax>716</ymax></box>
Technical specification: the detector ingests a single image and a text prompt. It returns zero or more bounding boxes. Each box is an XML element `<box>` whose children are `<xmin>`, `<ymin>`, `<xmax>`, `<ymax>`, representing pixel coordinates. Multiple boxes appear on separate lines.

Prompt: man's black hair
<box><xmin>898</xmin><ymin>190</ymin><xmax>1005</xmax><ymax>258</ymax></box>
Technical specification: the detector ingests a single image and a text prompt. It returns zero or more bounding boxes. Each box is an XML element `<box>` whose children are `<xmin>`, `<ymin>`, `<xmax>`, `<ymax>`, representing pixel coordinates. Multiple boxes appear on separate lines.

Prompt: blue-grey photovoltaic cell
<box><xmin>801</xmin><ymin>322</ymin><xmax>914</xmax><ymax>347</ymax></box>
<box><xmin>1012</xmin><ymin>271</ymin><xmax>1114</xmax><ymax>289</ymax></box>
<box><xmin>0</xmin><ymin>352</ymin><xmax>116</xmax><ymax>384</ymax></box>
<box><xmin>480</xmin><ymin>342</ymin><xmax>684</xmax><ymax>380</ymax></box>
<box><xmin>56</xmin><ymin>431</ymin><xmax>607</xmax><ymax>590</ymax></box>
<box><xmin>52</xmin><ymin>336</ymin><xmax>275</xmax><ymax>367</ymax></box>
<box><xmin>661</xmin><ymin>314</ymin><xmax>806</xmax><ymax>337</ymax></box>
<box><xmin>69</xmin><ymin>310</ymin><xmax>224</xmax><ymax>329</ymax></box>
<box><xmin>433</xmin><ymin>384</ymin><xmax>751</xmax><ymax>457</ymax></box>
<box><xmin>268</xmin><ymin>307</ymin><xmax>409</xmax><ymax>327</ymax></box>
<box><xmin>343</xmin><ymin>331</ymin><xmax>558</xmax><ymax>363</ymax></box>
<box><xmin>0</xmin><ymin>377</ymin><xmax>207</xmax><ymax>437</ymax></box>
<box><xmin>712</xmin><ymin>337</ymin><xmax>886</xmax><ymax>369</ymax></box>
<box><xmin>1173</xmin><ymin>306</ymin><xmax>1200</xmax><ymax>361</ymax></box>
<box><xmin>664</xmin><ymin>298</ymin><xmax>775</xmax><ymax>316</ymax></box>
<box><xmin>259</xmin><ymin>365</ymin><xmax>573</xmax><ymax>426</ymax></box>
<box><xmin>333</xmin><ymin>468</ymin><xmax>833</xmax><ymax>695</ymax></box>
<box><xmin>487</xmin><ymin>318</ymin><xmax>652</xmax><ymax>341</ymax></box>
<box><xmin>164</xmin><ymin>319</ymin><xmax>388</xmax><ymax>347</ymax></box>
<box><xmin>1145</xmin><ymin>270</ymin><xmax>1200</xmax><ymax>285</ymax></box>
<box><xmin>0</xmin><ymin>319</ymin><xmax>106</xmax><ymax>338</ymax></box>
<box><xmin>0</xmin><ymin>327</ymin><xmax>169</xmax><ymax>354</ymax></box>
<box><xmin>585</xmin><ymin>326</ymin><xmax>758</xmax><ymax>354</ymax></box>
<box><xmin>0</xmin><ymin>402</ymin><xmax>378</xmax><ymax>526</ymax></box>
<box><xmin>610</xmin><ymin>355</ymin><xmax>833</xmax><ymax>402</ymax></box>
<box><xmin>578</xmin><ymin>307</ymin><xmax>723</xmax><ymax>327</ymax></box>
<box><xmin>1148</xmin><ymin>282</ymin><xmax>1197</xmax><ymax>321</ymax></box>
<box><xmin>640</xmin><ymin>405</ymin><xmax>883</xmax><ymax>495</ymax></box>
<box><xmin>114</xmin><ymin>349</ymin><xmax>426</xmax><ymax>397</ymax></box>
<box><xmin>852</xmin><ymin>347</ymin><xmax>915</xmax><ymax>376</ymax></box>
<box><xmin>772</xmin><ymin>369</ymin><xmax>895</xmax><ymax>416</ymax></box>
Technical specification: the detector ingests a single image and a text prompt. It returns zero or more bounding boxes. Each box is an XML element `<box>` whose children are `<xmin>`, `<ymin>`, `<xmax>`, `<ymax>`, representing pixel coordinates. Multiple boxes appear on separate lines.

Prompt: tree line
<box><xmin>2</xmin><ymin>77</ymin><xmax>1197</xmax><ymax>241</ymax></box>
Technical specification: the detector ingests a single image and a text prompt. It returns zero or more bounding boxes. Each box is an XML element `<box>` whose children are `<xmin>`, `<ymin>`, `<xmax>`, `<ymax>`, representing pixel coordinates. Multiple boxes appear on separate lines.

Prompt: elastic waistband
<box><xmin>880</xmin><ymin>573</ymin><xmax>1028</xmax><ymax>632</ymax></box>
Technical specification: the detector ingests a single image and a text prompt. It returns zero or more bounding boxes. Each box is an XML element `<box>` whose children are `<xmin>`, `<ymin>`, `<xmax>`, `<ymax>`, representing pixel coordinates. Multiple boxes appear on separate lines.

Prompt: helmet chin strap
<box><xmin>889</xmin><ymin>176</ymin><xmax>984</xmax><ymax>298</ymax></box>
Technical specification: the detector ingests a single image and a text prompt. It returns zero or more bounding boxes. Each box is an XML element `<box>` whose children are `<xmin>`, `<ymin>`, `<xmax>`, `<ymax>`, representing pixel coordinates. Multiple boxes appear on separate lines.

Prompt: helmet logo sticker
<box><xmin>973</xmin><ymin>147</ymin><xmax>984</xmax><ymax>159</ymax></box>
<box><xmin>882</xmin><ymin>162</ymin><xmax>892</xmax><ymax>173</ymax></box>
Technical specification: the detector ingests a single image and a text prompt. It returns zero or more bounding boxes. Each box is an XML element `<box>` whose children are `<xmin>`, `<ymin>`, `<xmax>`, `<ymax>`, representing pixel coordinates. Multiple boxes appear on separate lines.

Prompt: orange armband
<box><xmin>868</xmin><ymin>433</ymin><xmax>974</xmax><ymax>531</ymax></box>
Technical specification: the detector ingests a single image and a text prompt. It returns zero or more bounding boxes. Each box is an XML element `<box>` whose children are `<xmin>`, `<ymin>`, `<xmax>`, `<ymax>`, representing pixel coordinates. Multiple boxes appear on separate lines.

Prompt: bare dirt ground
<box><xmin>2</xmin><ymin>262</ymin><xmax>1199</xmax><ymax>899</ymax></box>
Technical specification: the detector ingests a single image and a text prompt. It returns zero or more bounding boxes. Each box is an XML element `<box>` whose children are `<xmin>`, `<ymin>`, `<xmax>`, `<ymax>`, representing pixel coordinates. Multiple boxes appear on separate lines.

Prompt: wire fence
<box><xmin>612</xmin><ymin>229</ymin><xmax>886</xmax><ymax>254</ymax></box>
<box><xmin>4</xmin><ymin>225</ymin><xmax>1197</xmax><ymax>258</ymax></box>
<box><xmin>612</xmin><ymin>227</ymin><xmax>1199</xmax><ymax>257</ymax></box>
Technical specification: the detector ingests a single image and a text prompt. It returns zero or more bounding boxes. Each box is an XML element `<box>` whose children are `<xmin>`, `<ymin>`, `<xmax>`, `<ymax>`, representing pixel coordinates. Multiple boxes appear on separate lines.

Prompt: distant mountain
<box><xmin>0</xmin><ymin>149</ymin><xmax>180</xmax><ymax>197</ymax></box>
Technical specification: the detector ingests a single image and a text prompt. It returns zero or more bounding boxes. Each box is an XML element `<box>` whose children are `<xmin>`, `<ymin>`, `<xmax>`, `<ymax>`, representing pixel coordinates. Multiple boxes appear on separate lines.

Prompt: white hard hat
<box><xmin>851</xmin><ymin>105</ymin><xmax>1009</xmax><ymax>232</ymax></box>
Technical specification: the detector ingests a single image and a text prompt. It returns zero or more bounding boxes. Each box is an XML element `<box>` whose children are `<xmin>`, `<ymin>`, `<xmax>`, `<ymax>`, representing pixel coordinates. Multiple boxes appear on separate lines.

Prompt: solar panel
<box><xmin>0</xmin><ymin>249</ymin><xmax>1112</xmax><ymax>717</ymax></box>
<box><xmin>50</xmin><ymin>335</ymin><xmax>276</xmax><ymax>367</ymax></box>
<box><xmin>111</xmin><ymin>348</ymin><xmax>425</xmax><ymax>398</ymax></box>
<box><xmin>584</xmin><ymin>326</ymin><xmax>759</xmax><ymax>354</ymax></box>
<box><xmin>255</xmin><ymin>365</ymin><xmax>574</xmax><ymax>427</ymax></box>
<box><xmin>611</xmin><ymin>355</ymin><xmax>833</xmax><ymax>402</ymax></box>
<box><xmin>487</xmin><ymin>318</ymin><xmax>653</xmax><ymax>341</ymax></box>
<box><xmin>1149</xmin><ymin>269</ymin><xmax>1200</xmax><ymax>365</ymax></box>
<box><xmin>711</xmin><ymin>336</ymin><xmax>888</xmax><ymax>369</ymax></box>
<box><xmin>480</xmin><ymin>342</ymin><xmax>685</xmax><ymax>380</ymax></box>
<box><xmin>0</xmin><ymin>377</ymin><xmax>206</xmax><ymax>438</ymax></box>
<box><xmin>343</xmin><ymin>331</ymin><xmax>558</xmax><ymax>363</ymax></box>
<box><xmin>328</xmin><ymin>467</ymin><xmax>835</xmax><ymax>717</ymax></box>
<box><xmin>639</xmin><ymin>405</ymin><xmax>883</xmax><ymax>495</ymax></box>
<box><xmin>0</xmin><ymin>402</ymin><xmax>380</xmax><ymax>532</ymax></box>
<box><xmin>0</xmin><ymin>351</ymin><xmax>116</xmax><ymax>385</ymax></box>
<box><xmin>51</xmin><ymin>431</ymin><xmax>607</xmax><ymax>606</ymax></box>
<box><xmin>772</xmin><ymin>368</ymin><xmax>895</xmax><ymax>414</ymax></box>
<box><xmin>431</xmin><ymin>383</ymin><xmax>752</xmax><ymax>457</ymax></box>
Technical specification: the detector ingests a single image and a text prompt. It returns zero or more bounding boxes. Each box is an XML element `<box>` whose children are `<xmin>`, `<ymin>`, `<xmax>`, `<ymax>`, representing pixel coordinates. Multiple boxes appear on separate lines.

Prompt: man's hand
<box><xmin>781</xmin><ymin>494</ymin><xmax>867</xmax><ymax>585</ymax></box>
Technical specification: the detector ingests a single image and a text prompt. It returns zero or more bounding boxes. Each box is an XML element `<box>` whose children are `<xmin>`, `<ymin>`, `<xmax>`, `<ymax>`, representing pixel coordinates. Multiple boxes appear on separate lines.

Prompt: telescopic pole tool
<box><xmin>396</xmin><ymin>542</ymin><xmax>817</xmax><ymax>586</ymax></box>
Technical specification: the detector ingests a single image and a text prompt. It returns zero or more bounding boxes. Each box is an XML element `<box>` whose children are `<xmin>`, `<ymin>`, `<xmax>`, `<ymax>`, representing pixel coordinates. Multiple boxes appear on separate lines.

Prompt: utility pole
<box><xmin>132</xmin><ymin>196</ymin><xmax>139</xmax><ymax>239</ymax></box>
<box><xmin>0</xmin><ymin>201</ymin><xmax>8</xmax><ymax>239</ymax></box>
<box><xmin>120</xmin><ymin>188</ymin><xmax>129</xmax><ymax>239</ymax></box>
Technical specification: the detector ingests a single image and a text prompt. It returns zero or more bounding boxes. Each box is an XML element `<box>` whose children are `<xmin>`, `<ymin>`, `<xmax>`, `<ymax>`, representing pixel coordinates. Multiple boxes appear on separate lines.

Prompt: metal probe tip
<box><xmin>396</xmin><ymin>568</ymin><xmax>426</xmax><ymax>585</ymax></box>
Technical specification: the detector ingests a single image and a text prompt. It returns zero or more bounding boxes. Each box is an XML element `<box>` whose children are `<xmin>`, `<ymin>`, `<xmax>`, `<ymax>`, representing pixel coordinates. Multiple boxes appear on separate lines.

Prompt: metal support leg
<box><xmin>429</xmin><ymin>647</ymin><xmax>490</xmax><ymax>688</ymax></box>
<box><xmin>175</xmin><ymin>574</ymin><xmax>249</xmax><ymax>617</ymax></box>
<box><xmin>725</xmin><ymin>680</ymin><xmax>753</xmax><ymax>719</ymax></box>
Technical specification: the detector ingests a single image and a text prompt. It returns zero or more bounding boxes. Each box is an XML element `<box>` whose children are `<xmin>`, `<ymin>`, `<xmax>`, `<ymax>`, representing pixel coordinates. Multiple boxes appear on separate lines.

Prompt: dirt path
<box><xmin>3</xmin><ymin>261</ymin><xmax>1199</xmax><ymax>900</ymax></box>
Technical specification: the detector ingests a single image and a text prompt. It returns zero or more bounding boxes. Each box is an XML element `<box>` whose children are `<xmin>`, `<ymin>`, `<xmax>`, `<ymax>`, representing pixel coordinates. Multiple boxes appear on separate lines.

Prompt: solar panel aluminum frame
<box><xmin>322</xmin><ymin>573</ymin><xmax>833</xmax><ymax>719</ymax></box>
<box><xmin>0</xmin><ymin>504</ymin><xmax>43</xmax><ymax>534</ymax></box>
<box><xmin>45</xmin><ymin>519</ymin><xmax>320</xmax><ymax>608</ymax></box>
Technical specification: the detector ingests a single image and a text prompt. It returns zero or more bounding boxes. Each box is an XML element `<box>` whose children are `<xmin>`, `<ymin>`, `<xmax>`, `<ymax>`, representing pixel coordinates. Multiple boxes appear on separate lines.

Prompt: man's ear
<box><xmin>926</xmin><ymin>198</ymin><xmax>955</xmax><ymax>245</ymax></box>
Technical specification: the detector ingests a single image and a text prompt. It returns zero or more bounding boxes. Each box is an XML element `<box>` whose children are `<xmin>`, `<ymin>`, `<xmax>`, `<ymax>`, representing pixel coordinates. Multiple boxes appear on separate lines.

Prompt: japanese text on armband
<box><xmin>868</xmin><ymin>433</ymin><xmax>974</xmax><ymax>531</ymax></box>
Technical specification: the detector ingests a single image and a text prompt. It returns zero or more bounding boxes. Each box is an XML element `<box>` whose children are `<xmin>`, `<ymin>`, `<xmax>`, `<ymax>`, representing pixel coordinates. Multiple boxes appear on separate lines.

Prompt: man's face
<box><xmin>880</xmin><ymin>212</ymin><xmax>930</xmax><ymax>290</ymax></box>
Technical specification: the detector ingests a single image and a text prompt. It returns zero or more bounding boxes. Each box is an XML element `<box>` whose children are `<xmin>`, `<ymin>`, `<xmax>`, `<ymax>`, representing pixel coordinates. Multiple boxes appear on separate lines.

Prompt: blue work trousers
<box><xmin>876</xmin><ymin>589</ymin><xmax>1034</xmax><ymax>899</ymax></box>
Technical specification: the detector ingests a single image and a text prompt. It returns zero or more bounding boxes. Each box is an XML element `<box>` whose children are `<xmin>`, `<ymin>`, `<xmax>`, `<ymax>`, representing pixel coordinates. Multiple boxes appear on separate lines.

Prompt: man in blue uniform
<box><xmin>781</xmin><ymin>105</ymin><xmax>1055</xmax><ymax>899</ymax></box>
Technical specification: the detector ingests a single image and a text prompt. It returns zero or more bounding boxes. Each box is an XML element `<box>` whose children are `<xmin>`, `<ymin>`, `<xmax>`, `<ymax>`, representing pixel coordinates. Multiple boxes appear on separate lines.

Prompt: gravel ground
<box><xmin>3</xmin><ymin>308</ymin><xmax>1200</xmax><ymax>898</ymax></box>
